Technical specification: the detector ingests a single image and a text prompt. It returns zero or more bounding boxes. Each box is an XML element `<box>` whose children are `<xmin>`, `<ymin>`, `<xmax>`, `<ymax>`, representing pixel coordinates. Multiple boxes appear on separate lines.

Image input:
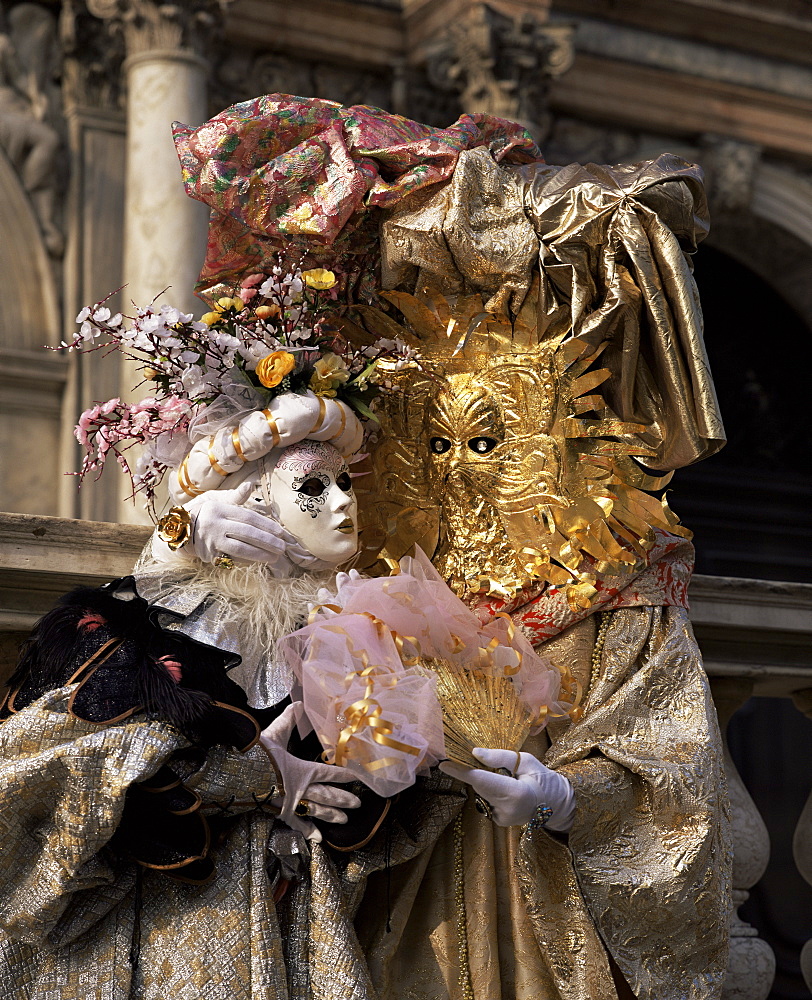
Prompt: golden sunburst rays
<box><xmin>346</xmin><ymin>285</ymin><xmax>691</xmax><ymax>609</ymax></box>
<box><xmin>550</xmin><ymin>335</ymin><xmax>693</xmax><ymax>606</ymax></box>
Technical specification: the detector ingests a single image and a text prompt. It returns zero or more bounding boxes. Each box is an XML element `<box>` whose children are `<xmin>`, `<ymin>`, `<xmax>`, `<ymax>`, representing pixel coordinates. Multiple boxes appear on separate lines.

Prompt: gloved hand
<box><xmin>178</xmin><ymin>482</ymin><xmax>292</xmax><ymax>570</ymax></box>
<box><xmin>440</xmin><ymin>747</ymin><xmax>576</xmax><ymax>832</ymax></box>
<box><xmin>312</xmin><ymin>569</ymin><xmax>363</xmax><ymax>612</ymax></box>
<box><xmin>260</xmin><ymin>704</ymin><xmax>362</xmax><ymax>842</ymax></box>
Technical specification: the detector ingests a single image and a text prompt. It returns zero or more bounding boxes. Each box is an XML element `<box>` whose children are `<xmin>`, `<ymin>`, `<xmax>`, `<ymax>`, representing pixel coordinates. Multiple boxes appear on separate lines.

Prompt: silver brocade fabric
<box><xmin>0</xmin><ymin>687</ymin><xmax>287</xmax><ymax>999</ymax></box>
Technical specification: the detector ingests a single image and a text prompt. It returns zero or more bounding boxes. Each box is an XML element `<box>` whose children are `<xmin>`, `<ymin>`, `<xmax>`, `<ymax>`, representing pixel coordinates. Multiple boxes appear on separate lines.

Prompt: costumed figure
<box><xmin>165</xmin><ymin>95</ymin><xmax>733</xmax><ymax>1000</ymax></box>
<box><xmin>0</xmin><ymin>262</ymin><xmax>412</xmax><ymax>998</ymax></box>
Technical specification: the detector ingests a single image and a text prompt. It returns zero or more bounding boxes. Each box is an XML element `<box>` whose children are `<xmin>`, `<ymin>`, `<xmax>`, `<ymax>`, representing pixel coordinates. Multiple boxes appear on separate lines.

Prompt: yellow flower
<box><xmin>157</xmin><ymin>507</ymin><xmax>192</xmax><ymax>551</ymax></box>
<box><xmin>256</xmin><ymin>350</ymin><xmax>296</xmax><ymax>388</ymax></box>
<box><xmin>201</xmin><ymin>311</ymin><xmax>221</xmax><ymax>326</ymax></box>
<box><xmin>309</xmin><ymin>353</ymin><xmax>349</xmax><ymax>397</ymax></box>
<box><xmin>308</xmin><ymin>373</ymin><xmax>337</xmax><ymax>398</ymax></box>
<box><xmin>215</xmin><ymin>296</ymin><xmax>244</xmax><ymax>313</ymax></box>
<box><xmin>313</xmin><ymin>352</ymin><xmax>350</xmax><ymax>384</ymax></box>
<box><xmin>302</xmin><ymin>268</ymin><xmax>337</xmax><ymax>290</ymax></box>
<box><xmin>291</xmin><ymin>205</ymin><xmax>313</xmax><ymax>222</ymax></box>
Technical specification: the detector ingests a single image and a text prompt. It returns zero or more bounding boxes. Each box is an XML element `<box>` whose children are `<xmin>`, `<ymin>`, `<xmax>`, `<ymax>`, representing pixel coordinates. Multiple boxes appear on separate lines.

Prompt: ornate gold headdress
<box><xmin>349</xmin><ymin>280</ymin><xmax>690</xmax><ymax>610</ymax></box>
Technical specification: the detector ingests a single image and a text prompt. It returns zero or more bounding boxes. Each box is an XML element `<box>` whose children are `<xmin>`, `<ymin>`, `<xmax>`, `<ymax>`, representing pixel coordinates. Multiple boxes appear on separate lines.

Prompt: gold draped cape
<box><xmin>332</xmin><ymin>606</ymin><xmax>731</xmax><ymax>1000</ymax></box>
<box><xmin>379</xmin><ymin>148</ymin><xmax>724</xmax><ymax>472</ymax></box>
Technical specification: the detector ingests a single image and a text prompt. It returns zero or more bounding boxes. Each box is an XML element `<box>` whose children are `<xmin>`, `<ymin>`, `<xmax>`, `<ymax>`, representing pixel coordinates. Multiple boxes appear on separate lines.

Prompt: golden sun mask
<box><xmin>349</xmin><ymin>284</ymin><xmax>689</xmax><ymax>610</ymax></box>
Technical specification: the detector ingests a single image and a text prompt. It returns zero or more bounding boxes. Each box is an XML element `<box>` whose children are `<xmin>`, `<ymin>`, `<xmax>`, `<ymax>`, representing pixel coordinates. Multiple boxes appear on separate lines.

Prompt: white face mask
<box><xmin>251</xmin><ymin>440</ymin><xmax>358</xmax><ymax>565</ymax></box>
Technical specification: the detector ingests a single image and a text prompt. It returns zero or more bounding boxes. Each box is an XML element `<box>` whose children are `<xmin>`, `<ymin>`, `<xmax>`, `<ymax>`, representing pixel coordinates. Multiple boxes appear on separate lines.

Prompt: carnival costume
<box><xmin>0</xmin><ymin>377</ymin><xmax>373</xmax><ymax>998</ymax></box>
<box><xmin>0</xmin><ymin>94</ymin><xmax>732</xmax><ymax>1000</ymax></box>
<box><xmin>172</xmin><ymin>96</ymin><xmax>732</xmax><ymax>1000</ymax></box>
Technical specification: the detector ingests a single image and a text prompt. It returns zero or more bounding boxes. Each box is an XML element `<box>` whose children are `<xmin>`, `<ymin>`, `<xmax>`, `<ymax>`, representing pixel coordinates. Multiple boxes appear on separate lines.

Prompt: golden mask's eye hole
<box><xmin>430</xmin><ymin>437</ymin><xmax>452</xmax><ymax>454</ymax></box>
<box><xmin>468</xmin><ymin>437</ymin><xmax>498</xmax><ymax>454</ymax></box>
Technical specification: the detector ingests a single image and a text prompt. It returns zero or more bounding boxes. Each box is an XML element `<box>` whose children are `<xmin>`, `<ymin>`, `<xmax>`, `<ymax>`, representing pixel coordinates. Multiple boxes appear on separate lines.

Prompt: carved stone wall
<box><xmin>212</xmin><ymin>48</ymin><xmax>395</xmax><ymax>118</ymax></box>
<box><xmin>0</xmin><ymin>2</ymin><xmax>65</xmax><ymax>256</ymax></box>
<box><xmin>0</xmin><ymin>2</ymin><xmax>66</xmax><ymax>516</ymax></box>
<box><xmin>414</xmin><ymin>2</ymin><xmax>573</xmax><ymax>137</ymax></box>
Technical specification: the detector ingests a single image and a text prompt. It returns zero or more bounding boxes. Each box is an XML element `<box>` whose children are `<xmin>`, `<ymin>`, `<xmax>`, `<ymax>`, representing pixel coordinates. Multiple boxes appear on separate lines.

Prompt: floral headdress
<box><xmin>60</xmin><ymin>258</ymin><xmax>417</xmax><ymax>515</ymax></box>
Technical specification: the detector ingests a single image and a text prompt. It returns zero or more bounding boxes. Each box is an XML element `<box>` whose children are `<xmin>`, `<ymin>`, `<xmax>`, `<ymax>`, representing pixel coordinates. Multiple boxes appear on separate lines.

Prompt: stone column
<box><xmin>123</xmin><ymin>47</ymin><xmax>208</xmax><ymax>315</ymax></box>
<box><xmin>711</xmin><ymin>678</ymin><xmax>776</xmax><ymax>1000</ymax></box>
<box><xmin>86</xmin><ymin>0</ymin><xmax>218</xmax><ymax>521</ymax></box>
<box><xmin>86</xmin><ymin>0</ymin><xmax>218</xmax><ymax>310</ymax></box>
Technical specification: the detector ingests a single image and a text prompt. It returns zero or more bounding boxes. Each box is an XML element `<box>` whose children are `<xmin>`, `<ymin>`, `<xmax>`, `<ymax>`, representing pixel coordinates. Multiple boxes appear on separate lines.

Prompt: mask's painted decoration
<box><xmin>247</xmin><ymin>440</ymin><xmax>358</xmax><ymax>566</ymax></box>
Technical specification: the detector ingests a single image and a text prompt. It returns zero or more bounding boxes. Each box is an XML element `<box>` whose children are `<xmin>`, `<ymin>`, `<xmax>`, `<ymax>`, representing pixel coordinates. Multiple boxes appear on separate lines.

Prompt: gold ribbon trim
<box><xmin>231</xmin><ymin>427</ymin><xmax>246</xmax><ymax>462</ymax></box>
<box><xmin>177</xmin><ymin>456</ymin><xmax>204</xmax><ymax>497</ymax></box>
<box><xmin>309</xmin><ymin>396</ymin><xmax>327</xmax><ymax>434</ymax></box>
<box><xmin>261</xmin><ymin>409</ymin><xmax>281</xmax><ymax>447</ymax></box>
<box><xmin>208</xmin><ymin>436</ymin><xmax>229</xmax><ymax>477</ymax></box>
<box><xmin>332</xmin><ymin>663</ymin><xmax>422</xmax><ymax>768</ymax></box>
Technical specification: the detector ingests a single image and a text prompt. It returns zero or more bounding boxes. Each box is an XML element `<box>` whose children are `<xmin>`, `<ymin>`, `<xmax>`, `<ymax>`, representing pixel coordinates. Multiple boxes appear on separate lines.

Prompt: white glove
<box><xmin>440</xmin><ymin>747</ymin><xmax>576</xmax><ymax>832</ymax></box>
<box><xmin>181</xmin><ymin>482</ymin><xmax>291</xmax><ymax>569</ymax></box>
<box><xmin>312</xmin><ymin>569</ymin><xmax>362</xmax><ymax>611</ymax></box>
<box><xmin>260</xmin><ymin>704</ymin><xmax>361</xmax><ymax>842</ymax></box>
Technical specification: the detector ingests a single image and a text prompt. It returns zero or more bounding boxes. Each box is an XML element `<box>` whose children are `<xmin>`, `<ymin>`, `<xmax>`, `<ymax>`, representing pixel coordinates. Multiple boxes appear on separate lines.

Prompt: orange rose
<box><xmin>255</xmin><ymin>304</ymin><xmax>281</xmax><ymax>320</ymax></box>
<box><xmin>256</xmin><ymin>350</ymin><xmax>295</xmax><ymax>388</ymax></box>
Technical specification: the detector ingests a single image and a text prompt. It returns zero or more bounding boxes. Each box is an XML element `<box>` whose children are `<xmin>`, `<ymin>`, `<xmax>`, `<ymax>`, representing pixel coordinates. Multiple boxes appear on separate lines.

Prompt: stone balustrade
<box><xmin>1</xmin><ymin>510</ymin><xmax>810</xmax><ymax>998</ymax></box>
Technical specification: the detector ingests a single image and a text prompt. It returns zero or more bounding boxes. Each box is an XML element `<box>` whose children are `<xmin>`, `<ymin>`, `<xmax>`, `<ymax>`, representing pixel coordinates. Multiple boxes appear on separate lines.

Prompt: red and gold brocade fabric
<box><xmin>173</xmin><ymin>95</ymin><xmax>543</xmax><ymax>295</ymax></box>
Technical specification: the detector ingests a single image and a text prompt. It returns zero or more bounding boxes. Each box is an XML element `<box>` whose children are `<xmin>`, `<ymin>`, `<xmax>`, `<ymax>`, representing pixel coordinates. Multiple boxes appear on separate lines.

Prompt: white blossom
<box><xmin>159</xmin><ymin>305</ymin><xmax>193</xmax><ymax>326</ymax></box>
<box><xmin>237</xmin><ymin>338</ymin><xmax>273</xmax><ymax>370</ymax></box>
<box><xmin>259</xmin><ymin>275</ymin><xmax>280</xmax><ymax>298</ymax></box>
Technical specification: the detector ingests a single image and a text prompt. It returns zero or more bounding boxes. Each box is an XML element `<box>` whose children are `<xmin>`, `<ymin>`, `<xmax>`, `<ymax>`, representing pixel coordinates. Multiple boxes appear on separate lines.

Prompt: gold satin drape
<box><xmin>380</xmin><ymin>148</ymin><xmax>724</xmax><ymax>472</ymax></box>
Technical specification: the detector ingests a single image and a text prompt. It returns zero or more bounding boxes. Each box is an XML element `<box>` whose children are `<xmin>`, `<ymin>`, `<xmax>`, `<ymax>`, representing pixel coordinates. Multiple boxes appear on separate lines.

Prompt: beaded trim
<box><xmin>453</xmin><ymin>811</ymin><xmax>474</xmax><ymax>1000</ymax></box>
<box><xmin>527</xmin><ymin>804</ymin><xmax>554</xmax><ymax>833</ymax></box>
<box><xmin>590</xmin><ymin>612</ymin><xmax>611</xmax><ymax>695</ymax></box>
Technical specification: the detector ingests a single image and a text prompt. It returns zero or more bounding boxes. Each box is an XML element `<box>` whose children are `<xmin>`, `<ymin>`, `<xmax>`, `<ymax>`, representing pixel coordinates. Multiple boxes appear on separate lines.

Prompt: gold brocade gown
<box><xmin>350</xmin><ymin>607</ymin><xmax>731</xmax><ymax>1000</ymax></box>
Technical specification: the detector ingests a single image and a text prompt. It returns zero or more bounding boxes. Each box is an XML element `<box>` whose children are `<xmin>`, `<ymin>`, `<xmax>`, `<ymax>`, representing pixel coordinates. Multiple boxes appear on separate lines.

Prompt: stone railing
<box><xmin>689</xmin><ymin>574</ymin><xmax>812</xmax><ymax>999</ymax></box>
<box><xmin>1</xmin><ymin>511</ymin><xmax>811</xmax><ymax>998</ymax></box>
